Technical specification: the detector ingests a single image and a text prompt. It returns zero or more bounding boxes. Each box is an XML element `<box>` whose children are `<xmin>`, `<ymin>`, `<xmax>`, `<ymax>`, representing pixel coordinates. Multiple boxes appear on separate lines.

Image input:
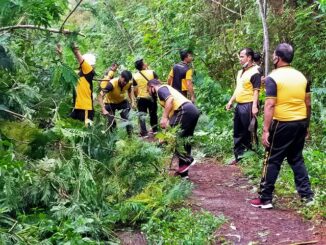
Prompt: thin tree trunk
<box><xmin>257</xmin><ymin>0</ymin><xmax>270</xmax><ymax>75</ymax></box>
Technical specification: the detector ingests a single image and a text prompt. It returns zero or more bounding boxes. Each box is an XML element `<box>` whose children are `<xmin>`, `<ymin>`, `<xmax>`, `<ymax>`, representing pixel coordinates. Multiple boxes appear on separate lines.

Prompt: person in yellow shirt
<box><xmin>98</xmin><ymin>70</ymin><xmax>133</xmax><ymax>135</ymax></box>
<box><xmin>250</xmin><ymin>43</ymin><xmax>314</xmax><ymax>209</ymax></box>
<box><xmin>69</xmin><ymin>43</ymin><xmax>96</xmax><ymax>125</ymax></box>
<box><xmin>226</xmin><ymin>48</ymin><xmax>262</xmax><ymax>165</ymax></box>
<box><xmin>133</xmin><ymin>59</ymin><xmax>159</xmax><ymax>137</ymax></box>
<box><xmin>147</xmin><ymin>79</ymin><xmax>200</xmax><ymax>179</ymax></box>
<box><xmin>103</xmin><ymin>63</ymin><xmax>118</xmax><ymax>80</ymax></box>
<box><xmin>167</xmin><ymin>50</ymin><xmax>195</xmax><ymax>102</ymax></box>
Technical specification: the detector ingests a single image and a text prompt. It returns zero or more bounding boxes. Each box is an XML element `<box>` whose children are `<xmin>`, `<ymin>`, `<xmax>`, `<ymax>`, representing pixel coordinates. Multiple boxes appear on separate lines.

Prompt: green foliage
<box><xmin>143</xmin><ymin>208</ymin><xmax>225</xmax><ymax>244</ymax></box>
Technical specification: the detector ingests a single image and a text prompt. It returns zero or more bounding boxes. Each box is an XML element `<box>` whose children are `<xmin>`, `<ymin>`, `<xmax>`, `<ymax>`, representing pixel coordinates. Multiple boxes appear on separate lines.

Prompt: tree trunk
<box><xmin>257</xmin><ymin>0</ymin><xmax>270</xmax><ymax>75</ymax></box>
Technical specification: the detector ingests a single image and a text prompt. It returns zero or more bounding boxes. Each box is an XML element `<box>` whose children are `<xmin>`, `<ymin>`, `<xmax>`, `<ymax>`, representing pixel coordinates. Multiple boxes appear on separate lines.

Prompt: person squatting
<box><xmin>68</xmin><ymin>43</ymin><xmax>314</xmax><ymax>208</ymax></box>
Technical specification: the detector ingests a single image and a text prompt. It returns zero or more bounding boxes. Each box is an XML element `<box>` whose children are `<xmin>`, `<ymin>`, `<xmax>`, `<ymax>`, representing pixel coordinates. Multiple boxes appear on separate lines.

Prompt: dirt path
<box><xmin>188</xmin><ymin>160</ymin><xmax>323</xmax><ymax>245</ymax></box>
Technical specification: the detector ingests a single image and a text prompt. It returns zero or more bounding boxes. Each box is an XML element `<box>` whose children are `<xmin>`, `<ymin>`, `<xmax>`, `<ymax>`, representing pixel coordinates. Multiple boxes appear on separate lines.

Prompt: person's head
<box><xmin>180</xmin><ymin>50</ymin><xmax>193</xmax><ymax>63</ymax></box>
<box><xmin>135</xmin><ymin>59</ymin><xmax>148</xmax><ymax>71</ymax></box>
<box><xmin>82</xmin><ymin>53</ymin><xmax>96</xmax><ymax>68</ymax></box>
<box><xmin>273</xmin><ymin>43</ymin><xmax>294</xmax><ymax>68</ymax></box>
<box><xmin>111</xmin><ymin>63</ymin><xmax>118</xmax><ymax>71</ymax></box>
<box><xmin>119</xmin><ymin>70</ymin><xmax>132</xmax><ymax>86</ymax></box>
<box><xmin>239</xmin><ymin>48</ymin><xmax>254</xmax><ymax>67</ymax></box>
<box><xmin>253</xmin><ymin>52</ymin><xmax>262</xmax><ymax>65</ymax></box>
<box><xmin>147</xmin><ymin>79</ymin><xmax>161</xmax><ymax>96</ymax></box>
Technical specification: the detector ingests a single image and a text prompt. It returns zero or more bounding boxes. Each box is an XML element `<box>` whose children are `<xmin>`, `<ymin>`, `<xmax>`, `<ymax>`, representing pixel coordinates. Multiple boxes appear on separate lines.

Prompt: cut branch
<box><xmin>211</xmin><ymin>0</ymin><xmax>242</xmax><ymax>16</ymax></box>
<box><xmin>60</xmin><ymin>0</ymin><xmax>84</xmax><ymax>31</ymax></box>
<box><xmin>0</xmin><ymin>25</ymin><xmax>85</xmax><ymax>37</ymax></box>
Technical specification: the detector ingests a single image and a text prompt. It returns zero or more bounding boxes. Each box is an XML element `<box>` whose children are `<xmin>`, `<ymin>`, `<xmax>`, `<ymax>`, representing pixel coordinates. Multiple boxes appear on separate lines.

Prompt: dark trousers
<box><xmin>233</xmin><ymin>102</ymin><xmax>258</xmax><ymax>161</ymax></box>
<box><xmin>137</xmin><ymin>97</ymin><xmax>158</xmax><ymax>135</ymax></box>
<box><xmin>105</xmin><ymin>100</ymin><xmax>132</xmax><ymax>135</ymax></box>
<box><xmin>259</xmin><ymin>119</ymin><xmax>314</xmax><ymax>201</ymax></box>
<box><xmin>70</xmin><ymin>109</ymin><xmax>94</xmax><ymax>122</ymax></box>
<box><xmin>170</xmin><ymin>102</ymin><xmax>200</xmax><ymax>173</ymax></box>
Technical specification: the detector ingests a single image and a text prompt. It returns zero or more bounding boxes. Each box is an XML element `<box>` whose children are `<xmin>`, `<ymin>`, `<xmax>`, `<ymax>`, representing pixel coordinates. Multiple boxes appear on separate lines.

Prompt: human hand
<box><xmin>226</xmin><ymin>102</ymin><xmax>233</xmax><ymax>111</ymax></box>
<box><xmin>160</xmin><ymin>117</ymin><xmax>169</xmax><ymax>129</ymax></box>
<box><xmin>71</xmin><ymin>42</ymin><xmax>78</xmax><ymax>50</ymax></box>
<box><xmin>262</xmin><ymin>130</ymin><xmax>270</xmax><ymax>148</ymax></box>
<box><xmin>102</xmin><ymin>108</ymin><xmax>109</xmax><ymax>115</ymax></box>
<box><xmin>252</xmin><ymin>106</ymin><xmax>258</xmax><ymax>117</ymax></box>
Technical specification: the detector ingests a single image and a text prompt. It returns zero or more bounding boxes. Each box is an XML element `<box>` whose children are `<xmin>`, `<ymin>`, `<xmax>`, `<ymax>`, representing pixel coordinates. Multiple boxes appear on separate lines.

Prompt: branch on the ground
<box><xmin>211</xmin><ymin>0</ymin><xmax>242</xmax><ymax>16</ymax></box>
<box><xmin>0</xmin><ymin>108</ymin><xmax>25</xmax><ymax>119</ymax></box>
<box><xmin>60</xmin><ymin>0</ymin><xmax>84</xmax><ymax>31</ymax></box>
<box><xmin>0</xmin><ymin>25</ymin><xmax>85</xmax><ymax>37</ymax></box>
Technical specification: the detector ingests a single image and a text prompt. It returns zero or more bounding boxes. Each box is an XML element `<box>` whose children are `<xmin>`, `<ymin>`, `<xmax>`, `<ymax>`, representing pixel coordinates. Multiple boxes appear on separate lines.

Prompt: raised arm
<box><xmin>71</xmin><ymin>42</ymin><xmax>83</xmax><ymax>64</ymax></box>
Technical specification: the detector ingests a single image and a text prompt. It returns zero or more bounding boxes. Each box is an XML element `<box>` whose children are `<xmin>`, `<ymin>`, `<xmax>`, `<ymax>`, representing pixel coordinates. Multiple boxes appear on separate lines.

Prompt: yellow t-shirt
<box><xmin>74</xmin><ymin>60</ymin><xmax>94</xmax><ymax>110</ymax></box>
<box><xmin>234</xmin><ymin>66</ymin><xmax>261</xmax><ymax>103</ymax></box>
<box><xmin>133</xmin><ymin>70</ymin><xmax>155</xmax><ymax>98</ymax></box>
<box><xmin>100</xmin><ymin>70</ymin><xmax>116</xmax><ymax>101</ymax></box>
<box><xmin>100</xmin><ymin>77</ymin><xmax>131</xmax><ymax>104</ymax></box>
<box><xmin>266</xmin><ymin>66</ymin><xmax>308</xmax><ymax>121</ymax></box>
<box><xmin>157</xmin><ymin>85</ymin><xmax>190</xmax><ymax>118</ymax></box>
<box><xmin>168</xmin><ymin>67</ymin><xmax>193</xmax><ymax>91</ymax></box>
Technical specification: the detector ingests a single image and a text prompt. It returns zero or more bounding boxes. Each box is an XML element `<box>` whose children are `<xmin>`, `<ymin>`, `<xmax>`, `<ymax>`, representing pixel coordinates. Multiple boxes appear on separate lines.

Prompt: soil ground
<box><xmin>118</xmin><ymin>159</ymin><xmax>325</xmax><ymax>245</ymax></box>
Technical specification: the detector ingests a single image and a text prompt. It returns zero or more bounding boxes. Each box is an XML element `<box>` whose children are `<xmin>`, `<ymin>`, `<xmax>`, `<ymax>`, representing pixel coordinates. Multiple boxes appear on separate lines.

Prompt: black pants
<box><xmin>170</xmin><ymin>102</ymin><xmax>200</xmax><ymax>173</ymax></box>
<box><xmin>233</xmin><ymin>102</ymin><xmax>258</xmax><ymax>161</ymax></box>
<box><xmin>105</xmin><ymin>100</ymin><xmax>132</xmax><ymax>135</ymax></box>
<box><xmin>137</xmin><ymin>97</ymin><xmax>158</xmax><ymax>135</ymax></box>
<box><xmin>70</xmin><ymin>109</ymin><xmax>94</xmax><ymax>122</ymax></box>
<box><xmin>259</xmin><ymin>119</ymin><xmax>314</xmax><ymax>201</ymax></box>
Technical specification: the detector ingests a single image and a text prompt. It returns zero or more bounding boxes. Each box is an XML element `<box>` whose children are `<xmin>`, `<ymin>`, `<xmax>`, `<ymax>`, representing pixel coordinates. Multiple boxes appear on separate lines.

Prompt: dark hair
<box><xmin>147</xmin><ymin>79</ymin><xmax>161</xmax><ymax>86</ymax></box>
<box><xmin>121</xmin><ymin>70</ymin><xmax>132</xmax><ymax>82</ymax></box>
<box><xmin>275</xmin><ymin>43</ymin><xmax>294</xmax><ymax>63</ymax></box>
<box><xmin>112</xmin><ymin>62</ymin><xmax>118</xmax><ymax>67</ymax></box>
<box><xmin>253</xmin><ymin>52</ymin><xmax>261</xmax><ymax>63</ymax></box>
<box><xmin>239</xmin><ymin>48</ymin><xmax>254</xmax><ymax>60</ymax></box>
<box><xmin>135</xmin><ymin>59</ymin><xmax>144</xmax><ymax>71</ymax></box>
<box><xmin>180</xmin><ymin>50</ymin><xmax>192</xmax><ymax>61</ymax></box>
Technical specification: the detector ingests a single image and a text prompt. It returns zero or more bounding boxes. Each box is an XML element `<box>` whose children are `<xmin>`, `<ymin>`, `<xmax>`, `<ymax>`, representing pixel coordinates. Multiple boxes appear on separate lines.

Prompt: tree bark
<box><xmin>257</xmin><ymin>0</ymin><xmax>270</xmax><ymax>75</ymax></box>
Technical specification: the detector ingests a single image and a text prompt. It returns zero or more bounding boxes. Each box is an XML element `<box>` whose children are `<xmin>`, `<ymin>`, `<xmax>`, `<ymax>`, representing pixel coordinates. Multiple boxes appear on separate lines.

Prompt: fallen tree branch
<box><xmin>0</xmin><ymin>25</ymin><xmax>85</xmax><ymax>37</ymax></box>
<box><xmin>60</xmin><ymin>0</ymin><xmax>84</xmax><ymax>31</ymax></box>
<box><xmin>0</xmin><ymin>108</ymin><xmax>25</xmax><ymax>119</ymax></box>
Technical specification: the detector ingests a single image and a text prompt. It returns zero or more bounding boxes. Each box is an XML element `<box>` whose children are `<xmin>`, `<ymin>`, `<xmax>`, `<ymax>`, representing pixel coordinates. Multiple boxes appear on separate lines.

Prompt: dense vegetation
<box><xmin>0</xmin><ymin>0</ymin><xmax>325</xmax><ymax>243</ymax></box>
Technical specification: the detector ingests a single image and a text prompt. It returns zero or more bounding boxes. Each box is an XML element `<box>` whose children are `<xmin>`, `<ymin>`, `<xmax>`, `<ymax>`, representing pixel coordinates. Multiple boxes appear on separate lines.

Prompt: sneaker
<box><xmin>301</xmin><ymin>197</ymin><xmax>314</xmax><ymax>206</ymax></box>
<box><xmin>250</xmin><ymin>198</ymin><xmax>273</xmax><ymax>209</ymax></box>
<box><xmin>228</xmin><ymin>159</ymin><xmax>238</xmax><ymax>165</ymax></box>
<box><xmin>177</xmin><ymin>159</ymin><xmax>196</xmax><ymax>173</ymax></box>
<box><xmin>139</xmin><ymin>132</ymin><xmax>149</xmax><ymax>139</ymax></box>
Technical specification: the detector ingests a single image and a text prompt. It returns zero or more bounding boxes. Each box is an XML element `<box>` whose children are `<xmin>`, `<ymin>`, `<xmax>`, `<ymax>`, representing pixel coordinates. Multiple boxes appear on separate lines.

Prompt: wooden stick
<box><xmin>0</xmin><ymin>25</ymin><xmax>85</xmax><ymax>37</ymax></box>
<box><xmin>0</xmin><ymin>108</ymin><xmax>25</xmax><ymax>118</ymax></box>
<box><xmin>60</xmin><ymin>0</ymin><xmax>84</xmax><ymax>31</ymax></box>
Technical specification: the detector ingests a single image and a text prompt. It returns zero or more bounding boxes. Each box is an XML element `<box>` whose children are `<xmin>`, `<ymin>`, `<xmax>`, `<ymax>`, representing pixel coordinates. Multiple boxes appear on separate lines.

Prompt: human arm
<box><xmin>226</xmin><ymin>92</ymin><xmax>236</xmax><ymax>110</ymax></box>
<box><xmin>161</xmin><ymin>97</ymin><xmax>173</xmax><ymax>129</ymax></box>
<box><xmin>98</xmin><ymin>82</ymin><xmax>113</xmax><ymax>115</ymax></box>
<box><xmin>251</xmin><ymin>73</ymin><xmax>262</xmax><ymax>117</ymax></box>
<box><xmin>71</xmin><ymin>42</ymin><xmax>83</xmax><ymax>64</ymax></box>
<box><xmin>305</xmin><ymin>80</ymin><xmax>311</xmax><ymax>138</ymax></box>
<box><xmin>262</xmin><ymin>77</ymin><xmax>277</xmax><ymax>147</ymax></box>
<box><xmin>167</xmin><ymin>69</ymin><xmax>173</xmax><ymax>85</ymax></box>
